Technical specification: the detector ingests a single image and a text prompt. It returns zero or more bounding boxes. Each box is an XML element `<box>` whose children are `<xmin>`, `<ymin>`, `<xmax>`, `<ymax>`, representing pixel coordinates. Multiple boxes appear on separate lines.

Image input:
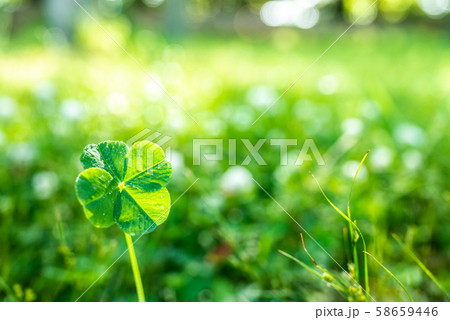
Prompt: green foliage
<box><xmin>280</xmin><ymin>153</ymin><xmax>419</xmax><ymax>302</ymax></box>
<box><xmin>1</xmin><ymin>23</ymin><xmax>449</xmax><ymax>301</ymax></box>
<box><xmin>75</xmin><ymin>140</ymin><xmax>172</xmax><ymax>236</ymax></box>
<box><xmin>280</xmin><ymin>154</ymin><xmax>370</xmax><ymax>302</ymax></box>
<box><xmin>364</xmin><ymin>251</ymin><xmax>414</xmax><ymax>302</ymax></box>
<box><xmin>392</xmin><ymin>234</ymin><xmax>449</xmax><ymax>301</ymax></box>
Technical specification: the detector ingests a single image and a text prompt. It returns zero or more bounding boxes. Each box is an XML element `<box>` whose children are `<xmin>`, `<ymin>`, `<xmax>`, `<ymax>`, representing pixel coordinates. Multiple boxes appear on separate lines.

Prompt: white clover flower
<box><xmin>0</xmin><ymin>96</ymin><xmax>16</xmax><ymax>119</ymax></box>
<box><xmin>371</xmin><ymin>146</ymin><xmax>393</xmax><ymax>170</ymax></box>
<box><xmin>402</xmin><ymin>149</ymin><xmax>423</xmax><ymax>170</ymax></box>
<box><xmin>107</xmin><ymin>92</ymin><xmax>129</xmax><ymax>114</ymax></box>
<box><xmin>317</xmin><ymin>74</ymin><xmax>339</xmax><ymax>95</ymax></box>
<box><xmin>145</xmin><ymin>79</ymin><xmax>164</xmax><ymax>101</ymax></box>
<box><xmin>60</xmin><ymin>99</ymin><xmax>84</xmax><ymax>120</ymax></box>
<box><xmin>220</xmin><ymin>166</ymin><xmax>254</xmax><ymax>195</ymax></box>
<box><xmin>342</xmin><ymin>160</ymin><xmax>367</xmax><ymax>180</ymax></box>
<box><xmin>394</xmin><ymin>123</ymin><xmax>426</xmax><ymax>146</ymax></box>
<box><xmin>7</xmin><ymin>143</ymin><xmax>36</xmax><ymax>165</ymax></box>
<box><xmin>359</xmin><ymin>99</ymin><xmax>380</xmax><ymax>119</ymax></box>
<box><xmin>34</xmin><ymin>81</ymin><xmax>56</xmax><ymax>100</ymax></box>
<box><xmin>246</xmin><ymin>85</ymin><xmax>278</xmax><ymax>110</ymax></box>
<box><xmin>342</xmin><ymin>118</ymin><xmax>364</xmax><ymax>136</ymax></box>
<box><xmin>32</xmin><ymin>171</ymin><xmax>59</xmax><ymax>200</ymax></box>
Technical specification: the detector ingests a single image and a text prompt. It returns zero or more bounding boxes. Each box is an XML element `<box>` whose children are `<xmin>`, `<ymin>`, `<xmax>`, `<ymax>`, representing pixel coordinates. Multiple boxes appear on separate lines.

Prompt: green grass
<box><xmin>0</xmin><ymin>23</ymin><xmax>449</xmax><ymax>301</ymax></box>
<box><xmin>392</xmin><ymin>234</ymin><xmax>449</xmax><ymax>301</ymax></box>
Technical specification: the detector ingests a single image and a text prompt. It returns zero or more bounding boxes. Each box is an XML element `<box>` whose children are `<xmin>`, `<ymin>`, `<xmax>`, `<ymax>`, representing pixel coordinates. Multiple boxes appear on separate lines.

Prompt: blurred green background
<box><xmin>0</xmin><ymin>0</ymin><xmax>449</xmax><ymax>302</ymax></box>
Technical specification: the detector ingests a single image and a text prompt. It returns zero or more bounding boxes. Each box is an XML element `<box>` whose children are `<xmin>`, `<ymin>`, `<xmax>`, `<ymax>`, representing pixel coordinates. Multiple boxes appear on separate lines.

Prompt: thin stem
<box><xmin>351</xmin><ymin>236</ymin><xmax>360</xmax><ymax>282</ymax></box>
<box><xmin>348</xmin><ymin>188</ymin><xmax>359</xmax><ymax>284</ymax></box>
<box><xmin>310</xmin><ymin>172</ymin><xmax>370</xmax><ymax>300</ymax></box>
<box><xmin>361</xmin><ymin>235</ymin><xmax>370</xmax><ymax>301</ymax></box>
<box><xmin>300</xmin><ymin>234</ymin><xmax>348</xmax><ymax>289</ymax></box>
<box><xmin>364</xmin><ymin>251</ymin><xmax>414</xmax><ymax>302</ymax></box>
<box><xmin>124</xmin><ymin>232</ymin><xmax>145</xmax><ymax>302</ymax></box>
<box><xmin>392</xmin><ymin>234</ymin><xmax>449</xmax><ymax>301</ymax></box>
<box><xmin>347</xmin><ymin>206</ymin><xmax>360</xmax><ymax>285</ymax></box>
<box><xmin>278</xmin><ymin>249</ymin><xmax>348</xmax><ymax>298</ymax></box>
<box><xmin>347</xmin><ymin>151</ymin><xmax>369</xmax><ymax>290</ymax></box>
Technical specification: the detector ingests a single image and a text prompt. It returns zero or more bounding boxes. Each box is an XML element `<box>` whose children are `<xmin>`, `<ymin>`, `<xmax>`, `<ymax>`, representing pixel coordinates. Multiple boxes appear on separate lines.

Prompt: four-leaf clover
<box><xmin>75</xmin><ymin>140</ymin><xmax>172</xmax><ymax>236</ymax></box>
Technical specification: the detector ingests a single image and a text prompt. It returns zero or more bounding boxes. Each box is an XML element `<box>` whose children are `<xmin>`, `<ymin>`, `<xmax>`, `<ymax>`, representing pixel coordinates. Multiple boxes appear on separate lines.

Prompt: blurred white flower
<box><xmin>32</xmin><ymin>171</ymin><xmax>59</xmax><ymax>200</ymax></box>
<box><xmin>260</xmin><ymin>0</ymin><xmax>320</xmax><ymax>29</ymax></box>
<box><xmin>145</xmin><ymin>79</ymin><xmax>164</xmax><ymax>102</ymax></box>
<box><xmin>204</xmin><ymin>119</ymin><xmax>225</xmax><ymax>136</ymax></box>
<box><xmin>342</xmin><ymin>160</ymin><xmax>368</xmax><ymax>180</ymax></box>
<box><xmin>402</xmin><ymin>149</ymin><xmax>423</xmax><ymax>170</ymax></box>
<box><xmin>273</xmin><ymin>160</ymin><xmax>296</xmax><ymax>185</ymax></box>
<box><xmin>293</xmin><ymin>6</ymin><xmax>319</xmax><ymax>29</ymax></box>
<box><xmin>371</xmin><ymin>146</ymin><xmax>393</xmax><ymax>170</ymax></box>
<box><xmin>394</xmin><ymin>123</ymin><xmax>426</xmax><ymax>146</ymax></box>
<box><xmin>0</xmin><ymin>96</ymin><xmax>16</xmax><ymax>119</ymax></box>
<box><xmin>246</xmin><ymin>85</ymin><xmax>278</xmax><ymax>110</ymax></box>
<box><xmin>220</xmin><ymin>166</ymin><xmax>254</xmax><ymax>195</ymax></box>
<box><xmin>359</xmin><ymin>100</ymin><xmax>381</xmax><ymax>119</ymax></box>
<box><xmin>317</xmin><ymin>75</ymin><xmax>339</xmax><ymax>95</ymax></box>
<box><xmin>7</xmin><ymin>143</ymin><xmax>36</xmax><ymax>165</ymax></box>
<box><xmin>167</xmin><ymin>109</ymin><xmax>187</xmax><ymax>130</ymax></box>
<box><xmin>231</xmin><ymin>107</ymin><xmax>254</xmax><ymax>127</ymax></box>
<box><xmin>107</xmin><ymin>92</ymin><xmax>129</xmax><ymax>114</ymax></box>
<box><xmin>342</xmin><ymin>118</ymin><xmax>364</xmax><ymax>136</ymax></box>
<box><xmin>34</xmin><ymin>81</ymin><xmax>56</xmax><ymax>100</ymax></box>
<box><xmin>417</xmin><ymin>0</ymin><xmax>450</xmax><ymax>17</ymax></box>
<box><xmin>60</xmin><ymin>99</ymin><xmax>84</xmax><ymax>120</ymax></box>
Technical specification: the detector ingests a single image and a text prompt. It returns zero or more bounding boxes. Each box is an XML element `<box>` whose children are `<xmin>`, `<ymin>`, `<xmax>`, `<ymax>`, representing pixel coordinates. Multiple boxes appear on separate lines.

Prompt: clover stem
<box><xmin>124</xmin><ymin>232</ymin><xmax>145</xmax><ymax>302</ymax></box>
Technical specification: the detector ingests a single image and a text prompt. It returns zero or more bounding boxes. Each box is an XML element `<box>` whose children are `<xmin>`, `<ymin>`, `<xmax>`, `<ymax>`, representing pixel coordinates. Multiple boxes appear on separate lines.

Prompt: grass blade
<box><xmin>310</xmin><ymin>171</ymin><xmax>370</xmax><ymax>299</ymax></box>
<box><xmin>346</xmin><ymin>150</ymin><xmax>370</xmax><ymax>296</ymax></box>
<box><xmin>300</xmin><ymin>234</ymin><xmax>348</xmax><ymax>289</ymax></box>
<box><xmin>278</xmin><ymin>249</ymin><xmax>348</xmax><ymax>296</ymax></box>
<box><xmin>347</xmin><ymin>150</ymin><xmax>369</xmax><ymax>214</ymax></box>
<box><xmin>364</xmin><ymin>251</ymin><xmax>414</xmax><ymax>302</ymax></box>
<box><xmin>392</xmin><ymin>233</ymin><xmax>449</xmax><ymax>301</ymax></box>
<box><xmin>278</xmin><ymin>249</ymin><xmax>323</xmax><ymax>278</ymax></box>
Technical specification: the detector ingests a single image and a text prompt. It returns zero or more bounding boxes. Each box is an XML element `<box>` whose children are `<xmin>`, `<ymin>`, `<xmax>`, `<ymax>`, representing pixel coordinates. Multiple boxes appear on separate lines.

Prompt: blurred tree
<box><xmin>1</xmin><ymin>0</ymin><xmax>448</xmax><ymax>38</ymax></box>
<box><xmin>164</xmin><ymin>0</ymin><xmax>187</xmax><ymax>37</ymax></box>
<box><xmin>42</xmin><ymin>0</ymin><xmax>77</xmax><ymax>40</ymax></box>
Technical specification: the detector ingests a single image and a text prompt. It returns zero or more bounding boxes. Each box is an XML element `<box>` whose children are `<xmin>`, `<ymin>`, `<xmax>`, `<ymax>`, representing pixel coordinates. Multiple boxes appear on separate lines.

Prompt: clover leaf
<box><xmin>75</xmin><ymin>140</ymin><xmax>172</xmax><ymax>236</ymax></box>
